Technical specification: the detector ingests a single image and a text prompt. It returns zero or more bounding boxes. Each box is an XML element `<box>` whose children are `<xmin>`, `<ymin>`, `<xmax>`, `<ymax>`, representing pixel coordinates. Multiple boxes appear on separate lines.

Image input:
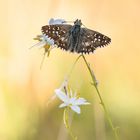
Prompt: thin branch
<box><xmin>81</xmin><ymin>54</ymin><xmax>119</xmax><ymax>140</ymax></box>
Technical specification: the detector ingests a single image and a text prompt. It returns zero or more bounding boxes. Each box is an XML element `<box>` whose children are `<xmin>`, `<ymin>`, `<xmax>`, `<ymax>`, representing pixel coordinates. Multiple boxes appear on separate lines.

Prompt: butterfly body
<box><xmin>42</xmin><ymin>19</ymin><xmax>111</xmax><ymax>54</ymax></box>
<box><xmin>67</xmin><ymin>20</ymin><xmax>82</xmax><ymax>52</ymax></box>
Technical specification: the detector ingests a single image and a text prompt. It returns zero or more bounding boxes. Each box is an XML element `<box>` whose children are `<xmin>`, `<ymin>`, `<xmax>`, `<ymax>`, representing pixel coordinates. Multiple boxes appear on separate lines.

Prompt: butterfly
<box><xmin>41</xmin><ymin>19</ymin><xmax>111</xmax><ymax>54</ymax></box>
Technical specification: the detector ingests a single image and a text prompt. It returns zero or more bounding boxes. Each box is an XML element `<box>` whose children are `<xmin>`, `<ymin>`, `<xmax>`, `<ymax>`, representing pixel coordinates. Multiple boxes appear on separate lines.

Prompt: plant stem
<box><xmin>81</xmin><ymin>54</ymin><xmax>119</xmax><ymax>140</ymax></box>
<box><xmin>63</xmin><ymin>108</ymin><xmax>77</xmax><ymax>140</ymax></box>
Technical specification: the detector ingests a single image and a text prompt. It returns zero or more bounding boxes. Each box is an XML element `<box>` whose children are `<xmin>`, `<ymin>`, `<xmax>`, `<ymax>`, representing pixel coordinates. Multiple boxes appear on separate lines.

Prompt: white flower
<box><xmin>32</xmin><ymin>34</ymin><xmax>56</xmax><ymax>57</ymax></box>
<box><xmin>49</xmin><ymin>18</ymin><xmax>66</xmax><ymax>25</ymax></box>
<box><xmin>33</xmin><ymin>34</ymin><xmax>54</xmax><ymax>48</ymax></box>
<box><xmin>55</xmin><ymin>88</ymin><xmax>90</xmax><ymax>114</ymax></box>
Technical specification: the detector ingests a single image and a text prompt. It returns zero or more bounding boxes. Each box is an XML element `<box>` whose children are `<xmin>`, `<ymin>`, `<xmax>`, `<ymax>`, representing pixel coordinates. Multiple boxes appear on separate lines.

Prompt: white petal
<box><xmin>74</xmin><ymin>98</ymin><xmax>90</xmax><ymax>106</ymax></box>
<box><xmin>46</xmin><ymin>94</ymin><xmax>56</xmax><ymax>107</ymax></box>
<box><xmin>55</xmin><ymin>89</ymin><xmax>69</xmax><ymax>102</ymax></box>
<box><xmin>43</xmin><ymin>35</ymin><xmax>49</xmax><ymax>39</ymax></box>
<box><xmin>43</xmin><ymin>36</ymin><xmax>54</xmax><ymax>45</ymax></box>
<box><xmin>47</xmin><ymin>38</ymin><xmax>54</xmax><ymax>45</ymax></box>
<box><xmin>49</xmin><ymin>18</ymin><xmax>66</xmax><ymax>25</ymax></box>
<box><xmin>69</xmin><ymin>97</ymin><xmax>76</xmax><ymax>104</ymax></box>
<box><xmin>32</xmin><ymin>41</ymin><xmax>46</xmax><ymax>48</ymax></box>
<box><xmin>49</xmin><ymin>18</ymin><xmax>55</xmax><ymax>25</ymax></box>
<box><xmin>59</xmin><ymin>103</ymin><xmax>67</xmax><ymax>108</ymax></box>
<box><xmin>70</xmin><ymin>105</ymin><xmax>81</xmax><ymax>114</ymax></box>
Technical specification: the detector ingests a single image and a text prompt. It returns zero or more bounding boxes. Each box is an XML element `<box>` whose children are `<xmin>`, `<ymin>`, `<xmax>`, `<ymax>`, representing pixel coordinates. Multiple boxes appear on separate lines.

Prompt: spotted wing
<box><xmin>41</xmin><ymin>24</ymin><xmax>72</xmax><ymax>50</ymax></box>
<box><xmin>78</xmin><ymin>28</ymin><xmax>111</xmax><ymax>54</ymax></box>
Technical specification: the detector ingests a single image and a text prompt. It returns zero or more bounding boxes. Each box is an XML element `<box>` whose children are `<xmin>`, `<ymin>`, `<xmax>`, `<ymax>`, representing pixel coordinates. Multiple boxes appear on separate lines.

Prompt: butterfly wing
<box><xmin>42</xmin><ymin>24</ymin><xmax>111</xmax><ymax>54</ymax></box>
<box><xmin>78</xmin><ymin>28</ymin><xmax>111</xmax><ymax>53</ymax></box>
<box><xmin>41</xmin><ymin>24</ymin><xmax>72</xmax><ymax>51</ymax></box>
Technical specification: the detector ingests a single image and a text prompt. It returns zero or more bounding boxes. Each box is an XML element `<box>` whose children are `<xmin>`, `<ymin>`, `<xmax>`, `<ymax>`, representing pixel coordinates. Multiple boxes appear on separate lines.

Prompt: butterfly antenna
<box><xmin>40</xmin><ymin>52</ymin><xmax>46</xmax><ymax>69</ymax></box>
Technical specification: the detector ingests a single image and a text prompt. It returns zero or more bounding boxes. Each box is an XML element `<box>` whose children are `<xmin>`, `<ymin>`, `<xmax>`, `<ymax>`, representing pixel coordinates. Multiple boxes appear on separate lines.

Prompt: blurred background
<box><xmin>0</xmin><ymin>0</ymin><xmax>140</xmax><ymax>140</ymax></box>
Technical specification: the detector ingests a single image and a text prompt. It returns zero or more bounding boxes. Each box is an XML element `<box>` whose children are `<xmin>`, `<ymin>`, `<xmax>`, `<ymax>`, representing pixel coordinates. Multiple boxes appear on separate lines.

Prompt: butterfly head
<box><xmin>74</xmin><ymin>19</ymin><xmax>82</xmax><ymax>27</ymax></box>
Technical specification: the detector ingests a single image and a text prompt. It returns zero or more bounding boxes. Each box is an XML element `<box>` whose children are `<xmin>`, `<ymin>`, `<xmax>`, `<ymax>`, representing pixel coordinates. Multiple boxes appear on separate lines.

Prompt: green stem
<box><xmin>63</xmin><ymin>108</ymin><xmax>77</xmax><ymax>140</ymax></box>
<box><xmin>81</xmin><ymin>54</ymin><xmax>119</xmax><ymax>140</ymax></box>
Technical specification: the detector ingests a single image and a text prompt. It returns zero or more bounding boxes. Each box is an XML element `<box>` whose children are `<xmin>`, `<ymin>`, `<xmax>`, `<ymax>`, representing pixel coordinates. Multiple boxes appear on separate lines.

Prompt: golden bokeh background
<box><xmin>0</xmin><ymin>0</ymin><xmax>140</xmax><ymax>140</ymax></box>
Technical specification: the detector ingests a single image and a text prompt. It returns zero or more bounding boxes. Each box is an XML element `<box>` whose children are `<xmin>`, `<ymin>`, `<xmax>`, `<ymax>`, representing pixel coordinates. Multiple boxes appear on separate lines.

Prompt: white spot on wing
<box><xmin>94</xmin><ymin>38</ymin><xmax>97</xmax><ymax>42</ymax></box>
<box><xmin>85</xmin><ymin>42</ymin><xmax>90</xmax><ymax>46</ymax></box>
<box><xmin>61</xmin><ymin>37</ymin><xmax>65</xmax><ymax>41</ymax></box>
<box><xmin>62</xmin><ymin>31</ymin><xmax>66</xmax><ymax>33</ymax></box>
